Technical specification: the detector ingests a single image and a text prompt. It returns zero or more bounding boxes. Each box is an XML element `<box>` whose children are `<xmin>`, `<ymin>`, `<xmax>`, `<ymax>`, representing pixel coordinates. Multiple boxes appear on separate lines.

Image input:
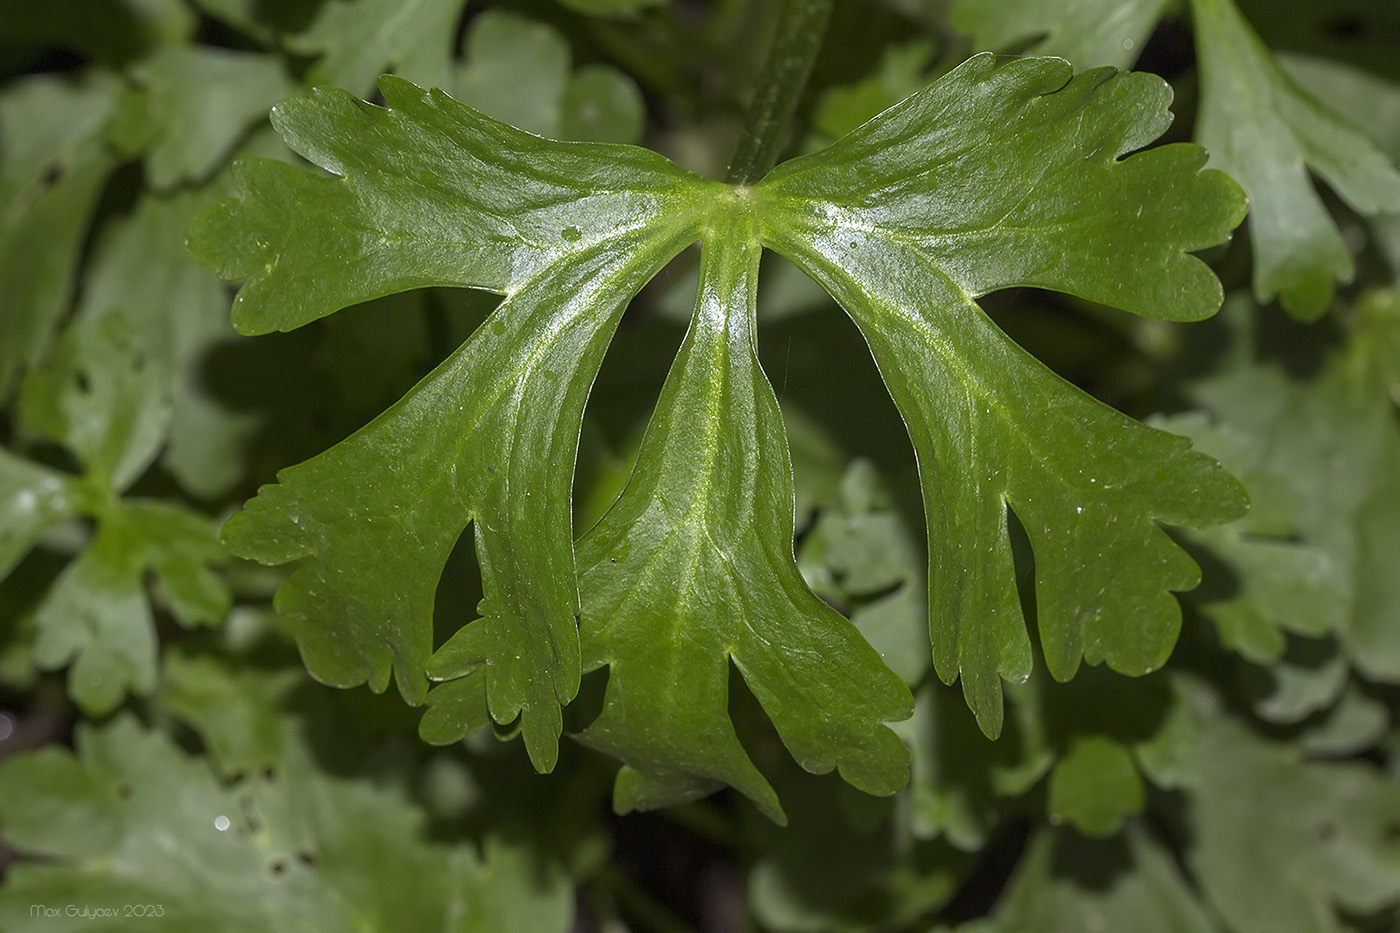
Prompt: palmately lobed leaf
<box><xmin>193</xmin><ymin>52</ymin><xmax>1244</xmax><ymax>799</ymax></box>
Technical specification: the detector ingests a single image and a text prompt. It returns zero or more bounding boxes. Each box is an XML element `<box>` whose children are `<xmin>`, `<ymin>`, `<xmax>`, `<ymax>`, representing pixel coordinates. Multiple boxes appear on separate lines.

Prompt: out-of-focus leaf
<box><xmin>1160</xmin><ymin>412</ymin><xmax>1345</xmax><ymax>663</ymax></box>
<box><xmin>291</xmin><ymin>0</ymin><xmax>469</xmax><ymax>94</ymax></box>
<box><xmin>976</xmin><ymin>823</ymin><xmax>1219</xmax><ymax>933</ymax></box>
<box><xmin>0</xmin><ymin>450</ymin><xmax>82</xmax><ymax>581</ymax></box>
<box><xmin>811</xmin><ymin>39</ymin><xmax>935</xmax><ymax>140</ymax></box>
<box><xmin>797</xmin><ymin>460</ymin><xmax>929</xmax><ymax>686</ymax></box>
<box><xmin>950</xmin><ymin>0</ymin><xmax>1171</xmax><ymax>69</ymax></box>
<box><xmin>747</xmin><ymin>774</ymin><xmax>967</xmax><ymax>933</ymax></box>
<box><xmin>1190</xmin><ymin>0</ymin><xmax>1400</xmax><ymax>319</ymax></box>
<box><xmin>894</xmin><ymin>678</ymin><xmax>1050</xmax><ymax>851</ymax></box>
<box><xmin>1183</xmin><ymin>297</ymin><xmax>1400</xmax><ymax>681</ymax></box>
<box><xmin>0</xmin><ymin>714</ymin><xmax>572</xmax><ymax>932</ymax></box>
<box><xmin>552</xmin><ymin>0</ymin><xmax>666</xmax><ymax>17</ymax></box>
<box><xmin>1047</xmin><ymin>735</ymin><xmax>1144</xmax><ymax>837</ymax></box>
<box><xmin>0</xmin><ymin>73</ymin><xmax>121</xmax><ymax>402</ymax></box>
<box><xmin>20</xmin><ymin>315</ymin><xmax>168</xmax><ymax>493</ymax></box>
<box><xmin>1183</xmin><ymin>690</ymin><xmax>1400</xmax><ymax>933</ymax></box>
<box><xmin>31</xmin><ymin>501</ymin><xmax>227</xmax><ymax>714</ymax></box>
<box><xmin>134</xmin><ymin>45</ymin><xmax>295</xmax><ymax>190</ymax></box>
<box><xmin>0</xmin><ymin>0</ymin><xmax>194</xmax><ymax>63</ymax></box>
<box><xmin>454</xmin><ymin>11</ymin><xmax>644</xmax><ymax>145</ymax></box>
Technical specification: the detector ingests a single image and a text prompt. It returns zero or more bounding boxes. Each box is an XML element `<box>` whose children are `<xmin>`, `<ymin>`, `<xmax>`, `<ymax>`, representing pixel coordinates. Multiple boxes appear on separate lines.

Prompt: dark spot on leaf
<box><xmin>268</xmin><ymin>858</ymin><xmax>288</xmax><ymax>877</ymax></box>
<box><xmin>1323</xmin><ymin>15</ymin><xmax>1365</xmax><ymax>39</ymax></box>
<box><xmin>562</xmin><ymin>226</ymin><xmax>582</xmax><ymax>241</ymax></box>
<box><xmin>114</xmin><ymin>782</ymin><xmax>132</xmax><ymax>801</ymax></box>
<box><xmin>296</xmin><ymin>850</ymin><xmax>318</xmax><ymax>868</ymax></box>
<box><xmin>1316</xmin><ymin>822</ymin><xmax>1337</xmax><ymax>843</ymax></box>
<box><xmin>40</xmin><ymin>160</ymin><xmax>64</xmax><ymax>188</ymax></box>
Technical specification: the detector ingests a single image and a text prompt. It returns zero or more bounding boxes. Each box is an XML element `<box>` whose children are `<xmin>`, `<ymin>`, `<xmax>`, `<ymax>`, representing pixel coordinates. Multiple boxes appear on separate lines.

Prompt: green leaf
<box><xmin>1190</xmin><ymin>0</ymin><xmax>1400</xmax><ymax>319</ymax></box>
<box><xmin>796</xmin><ymin>459</ymin><xmax>931</xmax><ymax>686</ymax></box>
<box><xmin>454</xmin><ymin>11</ymin><xmax>645</xmax><ymax>145</ymax></box>
<box><xmin>20</xmin><ymin>315</ymin><xmax>169</xmax><ymax>493</ymax></box>
<box><xmin>32</xmin><ymin>501</ymin><xmax>228</xmax><ymax>714</ymax></box>
<box><xmin>0</xmin><ymin>0</ymin><xmax>194</xmax><ymax>64</ymax></box>
<box><xmin>193</xmin><ymin>55</ymin><xmax>1244</xmax><ymax>797</ymax></box>
<box><xmin>1047</xmin><ymin>735</ymin><xmax>1144</xmax><ymax>837</ymax></box>
<box><xmin>1183</xmin><ymin>692</ymin><xmax>1400</xmax><ymax>933</ymax></box>
<box><xmin>755</xmin><ymin>54</ymin><xmax>1247</xmax><ymax>736</ymax></box>
<box><xmin>0</xmin><ymin>72</ymin><xmax>120</xmax><ymax>402</ymax></box>
<box><xmin>192</xmin><ymin>77</ymin><xmax>714</xmax><ymax>771</ymax></box>
<box><xmin>133</xmin><ymin>44</ymin><xmax>295</xmax><ymax>190</ymax></box>
<box><xmin>747</xmin><ymin>774</ymin><xmax>967</xmax><ymax>933</ymax></box>
<box><xmin>810</xmin><ymin>39</ymin><xmax>935</xmax><ymax>140</ymax></box>
<box><xmin>1183</xmin><ymin>296</ymin><xmax>1400</xmax><ymax>681</ymax></box>
<box><xmin>574</xmin><ymin>214</ymin><xmax>913</xmax><ymax>822</ymax></box>
<box><xmin>950</xmin><ymin>0</ymin><xmax>1171</xmax><ymax>70</ymax></box>
<box><xmin>1158</xmin><ymin>412</ymin><xmax>1345</xmax><ymax>663</ymax></box>
<box><xmin>0</xmin><ymin>714</ymin><xmax>573</xmax><ymax>932</ymax></box>
<box><xmin>895</xmin><ymin>678</ymin><xmax>1050</xmax><ymax>851</ymax></box>
<box><xmin>78</xmin><ymin>186</ymin><xmax>258</xmax><ymax>498</ymax></box>
<box><xmin>291</xmin><ymin>0</ymin><xmax>469</xmax><ymax>94</ymax></box>
<box><xmin>978</xmin><ymin>824</ymin><xmax>1219</xmax><ymax>933</ymax></box>
<box><xmin>0</xmin><ymin>449</ymin><xmax>82</xmax><ymax>581</ymax></box>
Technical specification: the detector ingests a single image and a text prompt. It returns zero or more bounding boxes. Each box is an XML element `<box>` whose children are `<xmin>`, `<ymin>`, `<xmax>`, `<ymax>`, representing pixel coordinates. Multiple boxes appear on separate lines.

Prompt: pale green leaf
<box><xmin>454</xmin><ymin>11</ymin><xmax>644</xmax><ymax>145</ymax></box>
<box><xmin>19</xmin><ymin>315</ymin><xmax>169</xmax><ymax>493</ymax></box>
<box><xmin>1158</xmin><ymin>412</ymin><xmax>1345</xmax><ymax>663</ymax></box>
<box><xmin>0</xmin><ymin>73</ymin><xmax>120</xmax><ymax>402</ymax></box>
<box><xmin>950</xmin><ymin>0</ymin><xmax>1171</xmax><ymax>69</ymax></box>
<box><xmin>0</xmin><ymin>449</ymin><xmax>81</xmax><ymax>581</ymax></box>
<box><xmin>1190</xmin><ymin>0</ymin><xmax>1400</xmax><ymax>319</ymax></box>
<box><xmin>0</xmin><ymin>714</ymin><xmax>572</xmax><ymax>932</ymax></box>
<box><xmin>980</xmin><ymin>824</ymin><xmax>1220</xmax><ymax>933</ymax></box>
<box><xmin>1185</xmin><ymin>694</ymin><xmax>1400</xmax><ymax>933</ymax></box>
<box><xmin>291</xmin><ymin>0</ymin><xmax>469</xmax><ymax>94</ymax></box>
<box><xmin>134</xmin><ymin>44</ymin><xmax>295</xmax><ymax>189</ymax></box>
<box><xmin>31</xmin><ymin>501</ymin><xmax>228</xmax><ymax>714</ymax></box>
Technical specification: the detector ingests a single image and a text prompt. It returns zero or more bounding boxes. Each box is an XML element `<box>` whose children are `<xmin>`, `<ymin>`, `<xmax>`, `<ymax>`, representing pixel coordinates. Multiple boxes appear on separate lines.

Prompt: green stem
<box><xmin>725</xmin><ymin>0</ymin><xmax>834</xmax><ymax>185</ymax></box>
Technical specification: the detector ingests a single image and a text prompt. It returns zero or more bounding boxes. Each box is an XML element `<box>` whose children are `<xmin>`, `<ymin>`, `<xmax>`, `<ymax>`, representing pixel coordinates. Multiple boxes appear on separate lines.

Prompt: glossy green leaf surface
<box><xmin>756</xmin><ymin>54</ymin><xmax>1247</xmax><ymax>736</ymax></box>
<box><xmin>574</xmin><ymin>212</ymin><xmax>912</xmax><ymax>822</ymax></box>
<box><xmin>192</xmin><ymin>76</ymin><xmax>713</xmax><ymax>771</ymax></box>
<box><xmin>193</xmin><ymin>52</ymin><xmax>1242</xmax><ymax>799</ymax></box>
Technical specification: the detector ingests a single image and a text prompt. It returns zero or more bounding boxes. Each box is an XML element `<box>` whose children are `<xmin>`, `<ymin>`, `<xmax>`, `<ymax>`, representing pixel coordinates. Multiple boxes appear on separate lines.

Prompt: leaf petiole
<box><xmin>725</xmin><ymin>0</ymin><xmax>834</xmax><ymax>185</ymax></box>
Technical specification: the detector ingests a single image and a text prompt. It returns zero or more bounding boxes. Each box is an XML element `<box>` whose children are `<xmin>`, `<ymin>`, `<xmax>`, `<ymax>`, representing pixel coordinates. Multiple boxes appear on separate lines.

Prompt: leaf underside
<box><xmin>192</xmin><ymin>52</ymin><xmax>1245</xmax><ymax>810</ymax></box>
